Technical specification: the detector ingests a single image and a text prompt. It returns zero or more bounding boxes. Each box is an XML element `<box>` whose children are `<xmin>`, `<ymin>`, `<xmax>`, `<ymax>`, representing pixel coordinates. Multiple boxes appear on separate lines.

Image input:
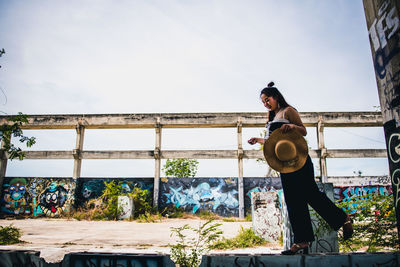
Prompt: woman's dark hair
<box><xmin>260</xmin><ymin>81</ymin><xmax>290</xmax><ymax>122</ymax></box>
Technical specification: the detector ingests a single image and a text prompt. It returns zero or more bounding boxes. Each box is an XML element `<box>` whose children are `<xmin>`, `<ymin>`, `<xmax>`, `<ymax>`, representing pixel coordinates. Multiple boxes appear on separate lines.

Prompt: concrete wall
<box><xmin>0</xmin><ymin>176</ymin><xmax>393</xmax><ymax>218</ymax></box>
<box><xmin>1</xmin><ymin>250</ymin><xmax>399</xmax><ymax>267</ymax></box>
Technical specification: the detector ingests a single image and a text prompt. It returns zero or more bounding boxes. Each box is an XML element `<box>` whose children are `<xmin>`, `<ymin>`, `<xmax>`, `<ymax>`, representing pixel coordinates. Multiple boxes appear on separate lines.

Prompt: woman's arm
<box><xmin>280</xmin><ymin>107</ymin><xmax>307</xmax><ymax>136</ymax></box>
<box><xmin>248</xmin><ymin>137</ymin><xmax>265</xmax><ymax>145</ymax></box>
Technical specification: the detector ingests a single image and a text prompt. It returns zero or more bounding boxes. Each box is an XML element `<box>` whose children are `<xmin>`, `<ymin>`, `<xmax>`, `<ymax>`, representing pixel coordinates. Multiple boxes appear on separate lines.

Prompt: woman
<box><xmin>248</xmin><ymin>82</ymin><xmax>353</xmax><ymax>255</ymax></box>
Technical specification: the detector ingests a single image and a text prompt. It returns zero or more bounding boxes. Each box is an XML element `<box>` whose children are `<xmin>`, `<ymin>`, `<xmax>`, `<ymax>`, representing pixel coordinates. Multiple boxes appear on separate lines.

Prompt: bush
<box><xmin>170</xmin><ymin>220</ymin><xmax>222</xmax><ymax>267</ymax></box>
<box><xmin>312</xmin><ymin>193</ymin><xmax>398</xmax><ymax>252</ymax></box>
<box><xmin>73</xmin><ymin>181</ymin><xmax>153</xmax><ymax>221</ymax></box>
<box><xmin>0</xmin><ymin>225</ymin><xmax>22</xmax><ymax>245</ymax></box>
<box><xmin>211</xmin><ymin>226</ymin><xmax>266</xmax><ymax>249</ymax></box>
<box><xmin>337</xmin><ymin>193</ymin><xmax>398</xmax><ymax>252</ymax></box>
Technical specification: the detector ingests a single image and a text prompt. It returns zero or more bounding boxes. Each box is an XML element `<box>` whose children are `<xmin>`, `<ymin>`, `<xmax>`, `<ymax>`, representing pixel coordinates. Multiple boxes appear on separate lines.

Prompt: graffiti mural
<box><xmin>243</xmin><ymin>177</ymin><xmax>282</xmax><ymax>216</ymax></box>
<box><xmin>1</xmin><ymin>177</ymin><xmax>75</xmax><ymax>217</ymax></box>
<box><xmin>75</xmin><ymin>178</ymin><xmax>154</xmax><ymax>206</ymax></box>
<box><xmin>160</xmin><ymin>177</ymin><xmax>239</xmax><ymax>217</ymax></box>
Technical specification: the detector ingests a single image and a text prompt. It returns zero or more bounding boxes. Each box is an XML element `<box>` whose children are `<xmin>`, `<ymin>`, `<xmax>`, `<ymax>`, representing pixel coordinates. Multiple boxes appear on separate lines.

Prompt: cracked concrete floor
<box><xmin>0</xmin><ymin>218</ymin><xmax>282</xmax><ymax>263</ymax></box>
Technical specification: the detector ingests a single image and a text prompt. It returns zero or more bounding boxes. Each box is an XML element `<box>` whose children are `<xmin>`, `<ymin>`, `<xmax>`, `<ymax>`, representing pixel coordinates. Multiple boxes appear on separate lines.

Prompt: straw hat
<box><xmin>263</xmin><ymin>128</ymin><xmax>308</xmax><ymax>173</ymax></box>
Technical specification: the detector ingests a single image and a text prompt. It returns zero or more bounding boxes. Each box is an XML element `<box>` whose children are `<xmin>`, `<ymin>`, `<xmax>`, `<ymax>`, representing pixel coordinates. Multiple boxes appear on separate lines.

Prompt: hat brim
<box><xmin>263</xmin><ymin>128</ymin><xmax>308</xmax><ymax>173</ymax></box>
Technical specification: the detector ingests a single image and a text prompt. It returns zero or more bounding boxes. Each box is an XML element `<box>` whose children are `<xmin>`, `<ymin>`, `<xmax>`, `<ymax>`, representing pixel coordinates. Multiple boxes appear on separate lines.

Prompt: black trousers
<box><xmin>280</xmin><ymin>156</ymin><xmax>347</xmax><ymax>243</ymax></box>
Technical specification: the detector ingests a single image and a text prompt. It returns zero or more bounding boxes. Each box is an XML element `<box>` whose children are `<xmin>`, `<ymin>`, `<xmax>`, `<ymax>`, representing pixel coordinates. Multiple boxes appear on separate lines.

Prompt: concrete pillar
<box><xmin>363</xmin><ymin>0</ymin><xmax>400</xmax><ymax>240</ymax></box>
<box><xmin>72</xmin><ymin>124</ymin><xmax>85</xmax><ymax>179</ymax></box>
<box><xmin>0</xmin><ymin>136</ymin><xmax>8</xmax><ymax>193</ymax></box>
<box><xmin>153</xmin><ymin>118</ymin><xmax>162</xmax><ymax>208</ymax></box>
<box><xmin>317</xmin><ymin>117</ymin><xmax>328</xmax><ymax>182</ymax></box>
<box><xmin>237</xmin><ymin>118</ymin><xmax>245</xmax><ymax>218</ymax></box>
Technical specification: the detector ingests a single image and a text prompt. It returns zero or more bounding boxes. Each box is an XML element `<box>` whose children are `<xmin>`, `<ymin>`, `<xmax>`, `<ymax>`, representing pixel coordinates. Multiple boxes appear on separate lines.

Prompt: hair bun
<box><xmin>267</xmin><ymin>81</ymin><xmax>275</xmax><ymax>87</ymax></box>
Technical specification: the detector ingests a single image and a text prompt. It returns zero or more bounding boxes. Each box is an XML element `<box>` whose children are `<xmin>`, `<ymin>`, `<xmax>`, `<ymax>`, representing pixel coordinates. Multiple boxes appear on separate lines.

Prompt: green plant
<box><xmin>0</xmin><ymin>224</ymin><xmax>22</xmax><ymax>245</ymax></box>
<box><xmin>211</xmin><ymin>226</ymin><xmax>266</xmax><ymax>249</ymax></box>
<box><xmin>337</xmin><ymin>193</ymin><xmax>397</xmax><ymax>252</ymax></box>
<box><xmin>1</xmin><ymin>112</ymin><xmax>36</xmax><ymax>160</ymax></box>
<box><xmin>162</xmin><ymin>206</ymin><xmax>186</xmax><ymax>218</ymax></box>
<box><xmin>245</xmin><ymin>213</ymin><xmax>252</xmax><ymax>222</ymax></box>
<box><xmin>73</xmin><ymin>181</ymin><xmax>153</xmax><ymax>221</ymax></box>
<box><xmin>137</xmin><ymin>211</ymin><xmax>162</xmax><ymax>223</ymax></box>
<box><xmin>169</xmin><ymin>220</ymin><xmax>222</xmax><ymax>267</ymax></box>
<box><xmin>311</xmin><ymin>193</ymin><xmax>398</xmax><ymax>252</ymax></box>
<box><xmin>197</xmin><ymin>210</ymin><xmax>220</xmax><ymax>220</ymax></box>
<box><xmin>128</xmin><ymin>187</ymin><xmax>152</xmax><ymax>218</ymax></box>
<box><xmin>163</xmin><ymin>158</ymin><xmax>199</xmax><ymax>178</ymax></box>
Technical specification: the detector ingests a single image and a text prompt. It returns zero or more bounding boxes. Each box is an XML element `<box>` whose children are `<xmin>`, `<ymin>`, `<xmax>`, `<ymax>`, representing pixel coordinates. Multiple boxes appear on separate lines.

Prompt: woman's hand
<box><xmin>280</xmin><ymin>123</ymin><xmax>296</xmax><ymax>133</ymax></box>
<box><xmin>248</xmin><ymin>137</ymin><xmax>265</xmax><ymax>145</ymax></box>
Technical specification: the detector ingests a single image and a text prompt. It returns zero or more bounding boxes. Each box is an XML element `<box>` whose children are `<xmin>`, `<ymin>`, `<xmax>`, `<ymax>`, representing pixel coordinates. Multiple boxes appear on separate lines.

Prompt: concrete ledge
<box><xmin>201</xmin><ymin>252</ymin><xmax>399</xmax><ymax>267</ymax></box>
<box><xmin>0</xmin><ymin>250</ymin><xmax>399</xmax><ymax>267</ymax></box>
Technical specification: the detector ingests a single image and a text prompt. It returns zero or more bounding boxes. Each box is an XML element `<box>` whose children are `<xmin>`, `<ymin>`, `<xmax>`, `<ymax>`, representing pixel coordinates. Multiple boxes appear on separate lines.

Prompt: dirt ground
<box><xmin>0</xmin><ymin>218</ymin><xmax>282</xmax><ymax>263</ymax></box>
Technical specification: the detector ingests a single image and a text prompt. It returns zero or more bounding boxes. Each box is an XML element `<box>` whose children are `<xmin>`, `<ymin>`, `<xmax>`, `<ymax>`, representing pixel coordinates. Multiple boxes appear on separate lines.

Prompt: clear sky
<box><xmin>0</xmin><ymin>0</ymin><xmax>389</xmax><ymax>178</ymax></box>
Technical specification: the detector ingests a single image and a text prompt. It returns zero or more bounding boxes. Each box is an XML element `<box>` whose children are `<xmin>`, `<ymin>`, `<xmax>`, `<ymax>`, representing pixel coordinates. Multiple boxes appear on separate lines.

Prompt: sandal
<box><xmin>343</xmin><ymin>215</ymin><xmax>353</xmax><ymax>241</ymax></box>
<box><xmin>281</xmin><ymin>242</ymin><xmax>310</xmax><ymax>255</ymax></box>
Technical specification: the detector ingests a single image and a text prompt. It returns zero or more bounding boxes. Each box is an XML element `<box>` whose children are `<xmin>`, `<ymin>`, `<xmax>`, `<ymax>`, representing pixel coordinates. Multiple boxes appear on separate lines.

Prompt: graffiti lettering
<box><xmin>369</xmin><ymin>1</ymin><xmax>399</xmax><ymax>53</ymax></box>
<box><xmin>164</xmin><ymin>181</ymin><xmax>238</xmax><ymax>214</ymax></box>
<box><xmin>160</xmin><ymin>178</ymin><xmax>239</xmax><ymax>216</ymax></box>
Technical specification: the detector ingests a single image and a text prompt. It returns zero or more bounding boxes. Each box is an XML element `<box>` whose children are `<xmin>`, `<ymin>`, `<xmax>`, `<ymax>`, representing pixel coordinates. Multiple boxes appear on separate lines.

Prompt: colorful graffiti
<box><xmin>334</xmin><ymin>185</ymin><xmax>393</xmax><ymax>214</ymax></box>
<box><xmin>75</xmin><ymin>178</ymin><xmax>154</xmax><ymax>206</ymax></box>
<box><xmin>1</xmin><ymin>177</ymin><xmax>75</xmax><ymax>217</ymax></box>
<box><xmin>160</xmin><ymin>178</ymin><xmax>239</xmax><ymax>217</ymax></box>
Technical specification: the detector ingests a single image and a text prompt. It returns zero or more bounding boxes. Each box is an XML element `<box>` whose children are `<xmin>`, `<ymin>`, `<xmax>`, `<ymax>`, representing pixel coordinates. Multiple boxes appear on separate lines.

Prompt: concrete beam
<box><xmin>0</xmin><ymin>112</ymin><xmax>383</xmax><ymax>129</ymax></box>
<box><xmin>18</xmin><ymin>148</ymin><xmax>387</xmax><ymax>160</ymax></box>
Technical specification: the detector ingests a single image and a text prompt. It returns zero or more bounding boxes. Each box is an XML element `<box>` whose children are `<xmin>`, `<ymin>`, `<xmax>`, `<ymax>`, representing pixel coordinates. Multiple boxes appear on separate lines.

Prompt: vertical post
<box><xmin>153</xmin><ymin>118</ymin><xmax>162</xmax><ymax>208</ymax></box>
<box><xmin>237</xmin><ymin>118</ymin><xmax>245</xmax><ymax>218</ymax></box>
<box><xmin>317</xmin><ymin>117</ymin><xmax>328</xmax><ymax>182</ymax></box>
<box><xmin>363</xmin><ymin>0</ymin><xmax>400</xmax><ymax>240</ymax></box>
<box><xmin>0</xmin><ymin>135</ymin><xmax>9</xmax><ymax>192</ymax></box>
<box><xmin>72</xmin><ymin>124</ymin><xmax>85</xmax><ymax>179</ymax></box>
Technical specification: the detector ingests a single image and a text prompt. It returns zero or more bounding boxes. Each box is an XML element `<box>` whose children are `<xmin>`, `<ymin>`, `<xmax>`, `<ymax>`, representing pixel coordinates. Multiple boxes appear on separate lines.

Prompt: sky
<box><xmin>0</xmin><ymin>0</ymin><xmax>389</xmax><ymax>178</ymax></box>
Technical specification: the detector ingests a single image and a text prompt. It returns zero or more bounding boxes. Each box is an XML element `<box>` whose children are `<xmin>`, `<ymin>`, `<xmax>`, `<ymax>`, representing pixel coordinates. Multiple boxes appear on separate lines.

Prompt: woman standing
<box><xmin>248</xmin><ymin>82</ymin><xmax>353</xmax><ymax>255</ymax></box>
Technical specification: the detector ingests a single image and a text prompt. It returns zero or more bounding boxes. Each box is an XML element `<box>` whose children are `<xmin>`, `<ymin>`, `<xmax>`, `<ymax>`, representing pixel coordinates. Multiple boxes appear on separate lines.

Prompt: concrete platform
<box><xmin>0</xmin><ymin>218</ymin><xmax>281</xmax><ymax>263</ymax></box>
<box><xmin>0</xmin><ymin>218</ymin><xmax>398</xmax><ymax>266</ymax></box>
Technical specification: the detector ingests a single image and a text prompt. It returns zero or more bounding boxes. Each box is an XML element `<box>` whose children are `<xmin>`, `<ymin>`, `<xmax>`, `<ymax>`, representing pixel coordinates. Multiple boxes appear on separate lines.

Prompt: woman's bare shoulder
<box><xmin>284</xmin><ymin>106</ymin><xmax>299</xmax><ymax>116</ymax></box>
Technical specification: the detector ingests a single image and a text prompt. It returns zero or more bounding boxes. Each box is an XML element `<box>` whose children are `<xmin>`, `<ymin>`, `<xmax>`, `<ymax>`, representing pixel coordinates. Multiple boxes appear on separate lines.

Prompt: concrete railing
<box><xmin>0</xmin><ymin>112</ymin><xmax>387</xmax><ymax>218</ymax></box>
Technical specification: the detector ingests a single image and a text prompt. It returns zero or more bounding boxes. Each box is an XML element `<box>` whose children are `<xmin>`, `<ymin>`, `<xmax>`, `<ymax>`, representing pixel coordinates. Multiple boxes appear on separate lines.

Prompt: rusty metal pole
<box><xmin>363</xmin><ymin>0</ymin><xmax>400</xmax><ymax>240</ymax></box>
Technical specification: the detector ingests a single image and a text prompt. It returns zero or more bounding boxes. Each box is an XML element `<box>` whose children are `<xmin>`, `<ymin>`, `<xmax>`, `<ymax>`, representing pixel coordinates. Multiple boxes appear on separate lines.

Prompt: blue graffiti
<box><xmin>341</xmin><ymin>186</ymin><xmax>392</xmax><ymax>214</ymax></box>
<box><xmin>164</xmin><ymin>182</ymin><xmax>238</xmax><ymax>213</ymax></box>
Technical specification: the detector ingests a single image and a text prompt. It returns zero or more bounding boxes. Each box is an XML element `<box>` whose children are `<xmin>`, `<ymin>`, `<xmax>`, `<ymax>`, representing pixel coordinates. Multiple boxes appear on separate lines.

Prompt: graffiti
<box><xmin>0</xmin><ymin>177</ymin><xmax>75</xmax><ymax>217</ymax></box>
<box><xmin>243</xmin><ymin>177</ymin><xmax>282</xmax><ymax>216</ymax></box>
<box><xmin>389</xmin><ymin>132</ymin><xmax>400</xmax><ymax>163</ymax></box>
<box><xmin>251</xmin><ymin>192</ymin><xmax>282</xmax><ymax>242</ymax></box>
<box><xmin>1</xmin><ymin>178</ymin><xmax>32</xmax><ymax>215</ymax></box>
<box><xmin>68</xmin><ymin>253</ymin><xmax>167</xmax><ymax>267</ymax></box>
<box><xmin>202</xmin><ymin>253</ymin><xmax>400</xmax><ymax>267</ymax></box>
<box><xmin>334</xmin><ymin>185</ymin><xmax>393</xmax><ymax>214</ymax></box>
<box><xmin>160</xmin><ymin>178</ymin><xmax>239</xmax><ymax>217</ymax></box>
<box><xmin>369</xmin><ymin>0</ymin><xmax>400</xmax><ymax>79</ymax></box>
<box><xmin>75</xmin><ymin>178</ymin><xmax>154</xmax><ymax>206</ymax></box>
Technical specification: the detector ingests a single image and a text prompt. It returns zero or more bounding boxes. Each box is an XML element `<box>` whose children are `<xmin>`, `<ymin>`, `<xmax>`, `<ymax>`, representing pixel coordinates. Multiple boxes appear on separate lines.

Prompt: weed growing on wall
<box><xmin>211</xmin><ymin>226</ymin><xmax>266</xmax><ymax>250</ymax></box>
<box><xmin>169</xmin><ymin>219</ymin><xmax>222</xmax><ymax>267</ymax></box>
<box><xmin>0</xmin><ymin>224</ymin><xmax>22</xmax><ymax>245</ymax></box>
